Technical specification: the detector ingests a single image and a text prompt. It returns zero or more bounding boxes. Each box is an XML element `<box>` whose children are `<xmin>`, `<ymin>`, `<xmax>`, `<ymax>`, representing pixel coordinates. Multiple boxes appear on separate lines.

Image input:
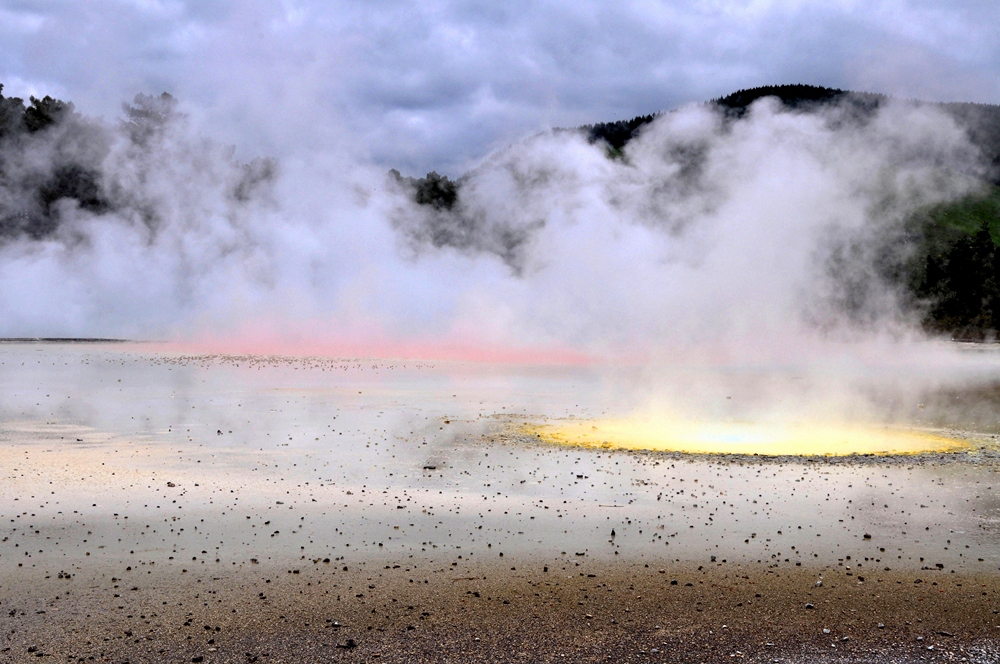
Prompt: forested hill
<box><xmin>578</xmin><ymin>85</ymin><xmax>879</xmax><ymax>152</ymax></box>
<box><xmin>0</xmin><ymin>84</ymin><xmax>275</xmax><ymax>242</ymax></box>
<box><xmin>393</xmin><ymin>85</ymin><xmax>1000</xmax><ymax>340</ymax></box>
<box><xmin>397</xmin><ymin>85</ymin><xmax>1000</xmax><ymax>206</ymax></box>
<box><xmin>579</xmin><ymin>85</ymin><xmax>1000</xmax><ymax>178</ymax></box>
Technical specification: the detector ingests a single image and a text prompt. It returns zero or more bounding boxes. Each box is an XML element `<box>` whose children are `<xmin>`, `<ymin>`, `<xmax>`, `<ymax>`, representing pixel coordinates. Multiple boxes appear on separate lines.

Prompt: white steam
<box><xmin>0</xmin><ymin>96</ymin><xmax>989</xmax><ymax>374</ymax></box>
<box><xmin>390</xmin><ymin>98</ymin><xmax>984</xmax><ymax>360</ymax></box>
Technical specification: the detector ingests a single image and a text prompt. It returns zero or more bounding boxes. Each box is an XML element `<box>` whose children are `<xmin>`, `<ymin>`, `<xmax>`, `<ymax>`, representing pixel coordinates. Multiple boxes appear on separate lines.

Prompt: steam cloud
<box><xmin>389</xmin><ymin>97</ymin><xmax>986</xmax><ymax>357</ymax></box>
<box><xmin>0</xmin><ymin>93</ymin><xmax>992</xmax><ymax>372</ymax></box>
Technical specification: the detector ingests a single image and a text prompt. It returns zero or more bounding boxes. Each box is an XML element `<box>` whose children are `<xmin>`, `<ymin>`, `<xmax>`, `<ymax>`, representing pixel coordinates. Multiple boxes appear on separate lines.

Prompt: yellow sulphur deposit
<box><xmin>528</xmin><ymin>418</ymin><xmax>968</xmax><ymax>456</ymax></box>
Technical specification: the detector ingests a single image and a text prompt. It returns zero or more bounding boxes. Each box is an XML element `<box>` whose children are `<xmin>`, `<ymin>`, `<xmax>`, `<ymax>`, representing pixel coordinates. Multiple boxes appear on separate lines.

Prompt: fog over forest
<box><xmin>2</xmin><ymin>84</ymin><xmax>1000</xmax><ymax>353</ymax></box>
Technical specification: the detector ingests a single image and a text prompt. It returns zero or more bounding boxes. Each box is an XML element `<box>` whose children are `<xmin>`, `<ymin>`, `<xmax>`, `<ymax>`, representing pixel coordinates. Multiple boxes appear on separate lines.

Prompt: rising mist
<box><xmin>0</xmin><ymin>88</ymin><xmax>996</xmax><ymax>389</ymax></box>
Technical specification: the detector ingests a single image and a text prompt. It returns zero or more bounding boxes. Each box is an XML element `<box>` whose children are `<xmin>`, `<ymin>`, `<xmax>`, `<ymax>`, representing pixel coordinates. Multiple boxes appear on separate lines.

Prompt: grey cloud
<box><xmin>2</xmin><ymin>1</ymin><xmax>999</xmax><ymax>175</ymax></box>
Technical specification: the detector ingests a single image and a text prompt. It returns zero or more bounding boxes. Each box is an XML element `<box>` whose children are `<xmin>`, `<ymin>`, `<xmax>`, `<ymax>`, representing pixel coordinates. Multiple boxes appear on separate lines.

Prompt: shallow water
<box><xmin>531</xmin><ymin>418</ymin><xmax>971</xmax><ymax>455</ymax></box>
<box><xmin>2</xmin><ymin>342</ymin><xmax>1000</xmax><ymax>584</ymax></box>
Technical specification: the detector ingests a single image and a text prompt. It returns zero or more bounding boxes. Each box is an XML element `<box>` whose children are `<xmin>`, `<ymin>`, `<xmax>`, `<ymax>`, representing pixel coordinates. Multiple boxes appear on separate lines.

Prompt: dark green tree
<box><xmin>0</xmin><ymin>84</ymin><xmax>27</xmax><ymax>140</ymax></box>
<box><xmin>121</xmin><ymin>92</ymin><xmax>179</xmax><ymax>145</ymax></box>
<box><xmin>24</xmin><ymin>95</ymin><xmax>75</xmax><ymax>132</ymax></box>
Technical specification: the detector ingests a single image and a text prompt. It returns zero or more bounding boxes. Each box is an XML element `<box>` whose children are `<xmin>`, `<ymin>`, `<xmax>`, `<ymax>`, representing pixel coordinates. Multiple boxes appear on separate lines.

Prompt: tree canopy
<box><xmin>0</xmin><ymin>83</ymin><xmax>275</xmax><ymax>242</ymax></box>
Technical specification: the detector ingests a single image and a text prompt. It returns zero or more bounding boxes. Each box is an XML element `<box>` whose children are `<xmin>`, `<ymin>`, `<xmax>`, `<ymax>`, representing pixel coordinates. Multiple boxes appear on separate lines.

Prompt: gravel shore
<box><xmin>4</xmin><ymin>558</ymin><xmax>1000</xmax><ymax>663</ymax></box>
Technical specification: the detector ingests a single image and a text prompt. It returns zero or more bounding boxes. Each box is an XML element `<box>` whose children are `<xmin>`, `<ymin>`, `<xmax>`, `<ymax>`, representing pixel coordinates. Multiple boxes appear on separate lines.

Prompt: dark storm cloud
<box><xmin>1</xmin><ymin>1</ymin><xmax>999</xmax><ymax>173</ymax></box>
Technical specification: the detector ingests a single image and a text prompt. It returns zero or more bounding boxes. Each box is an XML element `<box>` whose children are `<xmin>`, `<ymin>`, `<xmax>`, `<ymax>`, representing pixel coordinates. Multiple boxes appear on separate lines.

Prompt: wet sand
<box><xmin>2</xmin><ymin>344</ymin><xmax>1000</xmax><ymax>662</ymax></box>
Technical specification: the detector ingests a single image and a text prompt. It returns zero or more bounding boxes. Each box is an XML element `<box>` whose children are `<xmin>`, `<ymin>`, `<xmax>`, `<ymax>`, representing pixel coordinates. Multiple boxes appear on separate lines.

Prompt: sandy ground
<box><xmin>4</xmin><ymin>558</ymin><xmax>1000</xmax><ymax>663</ymax></box>
<box><xmin>2</xmin><ymin>344</ymin><xmax>1000</xmax><ymax>662</ymax></box>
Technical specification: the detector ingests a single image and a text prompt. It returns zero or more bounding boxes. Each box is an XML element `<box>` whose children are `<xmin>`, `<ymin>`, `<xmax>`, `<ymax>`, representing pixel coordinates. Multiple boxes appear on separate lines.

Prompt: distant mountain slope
<box><xmin>398</xmin><ymin>85</ymin><xmax>1000</xmax><ymax>208</ymax></box>
<box><xmin>578</xmin><ymin>84</ymin><xmax>881</xmax><ymax>152</ymax></box>
<box><xmin>394</xmin><ymin>85</ymin><xmax>1000</xmax><ymax>339</ymax></box>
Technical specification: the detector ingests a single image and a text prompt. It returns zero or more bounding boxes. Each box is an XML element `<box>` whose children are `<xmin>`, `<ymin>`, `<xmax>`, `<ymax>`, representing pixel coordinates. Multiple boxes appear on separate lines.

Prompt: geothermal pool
<box><xmin>3</xmin><ymin>342</ymin><xmax>1000</xmax><ymax>662</ymax></box>
<box><xmin>531</xmin><ymin>418</ymin><xmax>970</xmax><ymax>456</ymax></box>
<box><xmin>2</xmin><ymin>341</ymin><xmax>999</xmax><ymax>571</ymax></box>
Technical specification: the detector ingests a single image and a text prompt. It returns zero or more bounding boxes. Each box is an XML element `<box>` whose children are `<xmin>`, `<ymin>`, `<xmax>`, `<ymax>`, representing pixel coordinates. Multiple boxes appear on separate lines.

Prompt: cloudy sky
<box><xmin>2</xmin><ymin>0</ymin><xmax>999</xmax><ymax>175</ymax></box>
